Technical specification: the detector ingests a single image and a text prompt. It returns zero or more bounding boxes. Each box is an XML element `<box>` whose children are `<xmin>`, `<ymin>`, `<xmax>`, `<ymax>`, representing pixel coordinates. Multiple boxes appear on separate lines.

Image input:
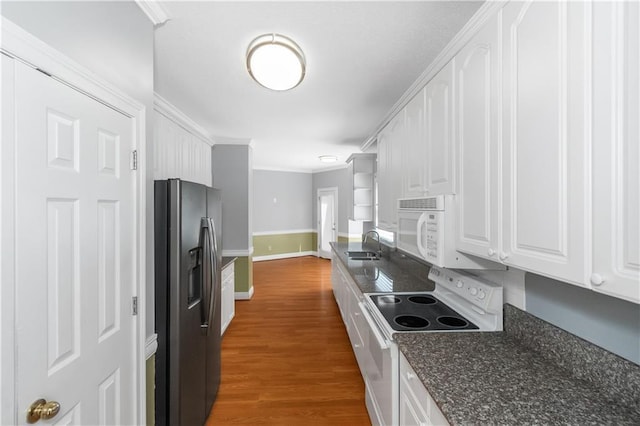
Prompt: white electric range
<box><xmin>356</xmin><ymin>266</ymin><xmax>503</xmax><ymax>426</ymax></box>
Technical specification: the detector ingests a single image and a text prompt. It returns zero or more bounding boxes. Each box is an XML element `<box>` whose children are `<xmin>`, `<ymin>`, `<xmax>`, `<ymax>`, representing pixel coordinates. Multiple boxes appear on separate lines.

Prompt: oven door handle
<box><xmin>358</xmin><ymin>302</ymin><xmax>390</xmax><ymax>350</ymax></box>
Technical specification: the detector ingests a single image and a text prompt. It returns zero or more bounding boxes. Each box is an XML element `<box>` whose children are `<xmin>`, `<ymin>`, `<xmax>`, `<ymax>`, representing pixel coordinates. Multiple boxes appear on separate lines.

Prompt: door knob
<box><xmin>26</xmin><ymin>399</ymin><xmax>60</xmax><ymax>423</ymax></box>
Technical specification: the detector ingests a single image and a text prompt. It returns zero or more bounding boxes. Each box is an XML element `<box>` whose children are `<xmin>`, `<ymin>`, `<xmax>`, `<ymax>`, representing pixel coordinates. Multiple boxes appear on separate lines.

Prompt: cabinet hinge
<box><xmin>132</xmin><ymin>296</ymin><xmax>138</xmax><ymax>316</ymax></box>
<box><xmin>131</xmin><ymin>150</ymin><xmax>138</xmax><ymax>170</ymax></box>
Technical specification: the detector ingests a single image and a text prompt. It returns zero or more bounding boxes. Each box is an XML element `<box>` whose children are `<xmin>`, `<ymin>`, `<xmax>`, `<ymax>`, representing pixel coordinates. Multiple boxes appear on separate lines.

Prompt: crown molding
<box><xmin>135</xmin><ymin>0</ymin><xmax>171</xmax><ymax>26</ymax></box>
<box><xmin>153</xmin><ymin>92</ymin><xmax>214</xmax><ymax>146</ymax></box>
<box><xmin>360</xmin><ymin>0</ymin><xmax>508</xmax><ymax>151</ymax></box>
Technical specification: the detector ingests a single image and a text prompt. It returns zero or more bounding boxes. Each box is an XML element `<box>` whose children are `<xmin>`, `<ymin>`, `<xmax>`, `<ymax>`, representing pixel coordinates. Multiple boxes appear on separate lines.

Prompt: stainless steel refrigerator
<box><xmin>154</xmin><ymin>179</ymin><xmax>222</xmax><ymax>426</ymax></box>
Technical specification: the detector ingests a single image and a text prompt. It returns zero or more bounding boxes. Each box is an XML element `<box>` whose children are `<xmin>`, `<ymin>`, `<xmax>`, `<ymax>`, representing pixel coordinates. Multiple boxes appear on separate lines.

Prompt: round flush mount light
<box><xmin>246</xmin><ymin>33</ymin><xmax>306</xmax><ymax>91</ymax></box>
<box><xmin>319</xmin><ymin>155</ymin><xmax>338</xmax><ymax>163</ymax></box>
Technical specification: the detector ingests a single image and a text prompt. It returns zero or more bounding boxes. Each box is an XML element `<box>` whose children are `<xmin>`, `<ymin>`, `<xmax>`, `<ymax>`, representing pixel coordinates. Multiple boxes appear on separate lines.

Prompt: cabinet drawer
<box><xmin>400</xmin><ymin>353</ymin><xmax>449</xmax><ymax>426</ymax></box>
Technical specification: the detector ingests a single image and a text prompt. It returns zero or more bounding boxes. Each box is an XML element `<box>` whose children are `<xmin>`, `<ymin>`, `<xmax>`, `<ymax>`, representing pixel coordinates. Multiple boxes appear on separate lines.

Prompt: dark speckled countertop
<box><xmin>221</xmin><ymin>256</ymin><xmax>236</xmax><ymax>269</ymax></box>
<box><xmin>330</xmin><ymin>242</ymin><xmax>434</xmax><ymax>293</ymax></box>
<box><xmin>331</xmin><ymin>243</ymin><xmax>640</xmax><ymax>425</ymax></box>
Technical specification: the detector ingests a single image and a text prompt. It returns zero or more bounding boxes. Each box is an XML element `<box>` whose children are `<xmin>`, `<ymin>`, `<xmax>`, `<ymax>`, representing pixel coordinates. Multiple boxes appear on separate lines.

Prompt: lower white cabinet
<box><xmin>221</xmin><ymin>261</ymin><xmax>235</xmax><ymax>335</ymax></box>
<box><xmin>399</xmin><ymin>353</ymin><xmax>449</xmax><ymax>426</ymax></box>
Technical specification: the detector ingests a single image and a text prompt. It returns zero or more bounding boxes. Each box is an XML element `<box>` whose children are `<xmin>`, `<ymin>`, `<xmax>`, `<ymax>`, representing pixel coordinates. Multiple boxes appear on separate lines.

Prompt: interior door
<box><xmin>8</xmin><ymin>58</ymin><xmax>137</xmax><ymax>424</ymax></box>
<box><xmin>318</xmin><ymin>189</ymin><xmax>337</xmax><ymax>259</ymax></box>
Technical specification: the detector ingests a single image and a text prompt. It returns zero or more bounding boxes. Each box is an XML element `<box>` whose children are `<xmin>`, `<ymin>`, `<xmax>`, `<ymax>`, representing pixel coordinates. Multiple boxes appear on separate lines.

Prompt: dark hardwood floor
<box><xmin>206</xmin><ymin>256</ymin><xmax>371</xmax><ymax>425</ymax></box>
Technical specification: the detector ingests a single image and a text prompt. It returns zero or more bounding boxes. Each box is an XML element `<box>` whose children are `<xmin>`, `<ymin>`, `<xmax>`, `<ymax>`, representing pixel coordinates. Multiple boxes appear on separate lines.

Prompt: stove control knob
<box><xmin>478</xmin><ymin>290</ymin><xmax>486</xmax><ymax>300</ymax></box>
<box><xmin>470</xmin><ymin>287</ymin><xmax>478</xmax><ymax>296</ymax></box>
<box><xmin>456</xmin><ymin>280</ymin><xmax>464</xmax><ymax>289</ymax></box>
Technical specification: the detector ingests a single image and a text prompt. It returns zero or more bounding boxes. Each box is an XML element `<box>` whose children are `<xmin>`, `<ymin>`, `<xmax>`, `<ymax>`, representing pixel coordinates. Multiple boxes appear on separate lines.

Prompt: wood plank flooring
<box><xmin>206</xmin><ymin>256</ymin><xmax>371</xmax><ymax>425</ymax></box>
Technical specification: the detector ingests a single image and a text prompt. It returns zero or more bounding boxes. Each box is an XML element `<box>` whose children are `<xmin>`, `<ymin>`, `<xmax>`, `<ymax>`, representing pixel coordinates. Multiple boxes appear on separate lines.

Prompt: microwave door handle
<box><xmin>416</xmin><ymin>212</ymin><xmax>428</xmax><ymax>258</ymax></box>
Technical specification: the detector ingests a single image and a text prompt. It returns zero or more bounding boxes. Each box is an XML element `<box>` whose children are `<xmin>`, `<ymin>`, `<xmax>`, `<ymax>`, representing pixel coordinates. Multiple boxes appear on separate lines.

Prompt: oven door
<box><xmin>358</xmin><ymin>302</ymin><xmax>398</xmax><ymax>426</ymax></box>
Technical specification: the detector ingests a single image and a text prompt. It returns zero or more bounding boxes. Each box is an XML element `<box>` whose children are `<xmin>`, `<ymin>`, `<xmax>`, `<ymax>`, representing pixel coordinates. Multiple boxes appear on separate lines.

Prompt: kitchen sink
<box><xmin>345</xmin><ymin>251</ymin><xmax>380</xmax><ymax>261</ymax></box>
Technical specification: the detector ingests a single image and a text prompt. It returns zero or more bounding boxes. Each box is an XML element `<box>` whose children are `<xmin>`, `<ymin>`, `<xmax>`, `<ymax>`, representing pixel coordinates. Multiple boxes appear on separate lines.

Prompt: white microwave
<box><xmin>397</xmin><ymin>195</ymin><xmax>500</xmax><ymax>269</ymax></box>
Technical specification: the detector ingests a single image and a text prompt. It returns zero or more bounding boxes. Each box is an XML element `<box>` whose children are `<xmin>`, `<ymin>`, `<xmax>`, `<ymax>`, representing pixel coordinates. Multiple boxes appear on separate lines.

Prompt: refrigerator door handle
<box><xmin>205</xmin><ymin>217</ymin><xmax>219</xmax><ymax>336</ymax></box>
<box><xmin>200</xmin><ymin>217</ymin><xmax>215</xmax><ymax>333</ymax></box>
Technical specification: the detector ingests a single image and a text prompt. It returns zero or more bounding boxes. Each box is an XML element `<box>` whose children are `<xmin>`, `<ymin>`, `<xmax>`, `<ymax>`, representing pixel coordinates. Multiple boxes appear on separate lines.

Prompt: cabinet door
<box><xmin>502</xmin><ymin>1</ymin><xmax>590</xmax><ymax>285</ymax></box>
<box><xmin>425</xmin><ymin>61</ymin><xmax>455</xmax><ymax>195</ymax></box>
<box><xmin>403</xmin><ymin>89</ymin><xmax>428</xmax><ymax>198</ymax></box>
<box><xmin>591</xmin><ymin>2</ymin><xmax>640</xmax><ymax>303</ymax></box>
<box><xmin>377</xmin><ymin>111</ymin><xmax>404</xmax><ymax>231</ymax></box>
<box><xmin>455</xmin><ymin>13</ymin><xmax>501</xmax><ymax>261</ymax></box>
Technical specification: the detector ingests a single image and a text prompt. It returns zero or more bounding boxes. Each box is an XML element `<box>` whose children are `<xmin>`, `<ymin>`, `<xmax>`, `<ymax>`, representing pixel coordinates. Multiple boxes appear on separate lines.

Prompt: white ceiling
<box><xmin>154</xmin><ymin>1</ymin><xmax>483</xmax><ymax>172</ymax></box>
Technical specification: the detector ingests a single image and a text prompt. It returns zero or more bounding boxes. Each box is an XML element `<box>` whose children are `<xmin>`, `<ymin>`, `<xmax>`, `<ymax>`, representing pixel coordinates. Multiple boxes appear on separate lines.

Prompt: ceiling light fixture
<box><xmin>319</xmin><ymin>155</ymin><xmax>338</xmax><ymax>163</ymax></box>
<box><xmin>246</xmin><ymin>33</ymin><xmax>306</xmax><ymax>91</ymax></box>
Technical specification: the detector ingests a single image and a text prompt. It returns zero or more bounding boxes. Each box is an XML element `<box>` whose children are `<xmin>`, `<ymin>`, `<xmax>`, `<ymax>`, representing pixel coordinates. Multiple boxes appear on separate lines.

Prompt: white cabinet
<box><xmin>347</xmin><ymin>154</ymin><xmax>376</xmax><ymax>221</ymax></box>
<box><xmin>501</xmin><ymin>0</ymin><xmax>590</xmax><ymax>286</ymax></box>
<box><xmin>331</xmin><ymin>254</ymin><xmax>368</xmax><ymax>374</ymax></box>
<box><xmin>455</xmin><ymin>12</ymin><xmax>501</xmax><ymax>261</ymax></box>
<box><xmin>402</xmin><ymin>61</ymin><xmax>455</xmax><ymax>199</ymax></box>
<box><xmin>377</xmin><ymin>111</ymin><xmax>404</xmax><ymax>231</ymax></box>
<box><xmin>399</xmin><ymin>353</ymin><xmax>449</xmax><ymax>426</ymax></box>
<box><xmin>591</xmin><ymin>1</ymin><xmax>640</xmax><ymax>303</ymax></box>
<box><xmin>221</xmin><ymin>261</ymin><xmax>235</xmax><ymax>335</ymax></box>
<box><xmin>403</xmin><ymin>88</ymin><xmax>428</xmax><ymax>198</ymax></box>
<box><xmin>425</xmin><ymin>61</ymin><xmax>455</xmax><ymax>195</ymax></box>
<box><xmin>154</xmin><ymin>110</ymin><xmax>213</xmax><ymax>187</ymax></box>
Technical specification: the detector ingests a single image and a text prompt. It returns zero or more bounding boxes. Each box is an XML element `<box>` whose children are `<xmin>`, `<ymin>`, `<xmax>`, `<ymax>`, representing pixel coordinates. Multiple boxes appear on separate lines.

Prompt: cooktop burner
<box><xmin>370</xmin><ymin>293</ymin><xmax>478</xmax><ymax>332</ymax></box>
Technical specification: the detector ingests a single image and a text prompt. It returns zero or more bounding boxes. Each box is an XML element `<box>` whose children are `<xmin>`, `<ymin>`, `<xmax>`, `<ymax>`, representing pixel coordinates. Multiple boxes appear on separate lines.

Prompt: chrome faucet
<box><xmin>362</xmin><ymin>230</ymin><xmax>382</xmax><ymax>256</ymax></box>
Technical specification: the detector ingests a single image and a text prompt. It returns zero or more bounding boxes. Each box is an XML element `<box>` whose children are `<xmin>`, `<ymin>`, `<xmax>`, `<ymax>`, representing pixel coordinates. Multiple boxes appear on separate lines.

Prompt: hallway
<box><xmin>207</xmin><ymin>256</ymin><xmax>371</xmax><ymax>425</ymax></box>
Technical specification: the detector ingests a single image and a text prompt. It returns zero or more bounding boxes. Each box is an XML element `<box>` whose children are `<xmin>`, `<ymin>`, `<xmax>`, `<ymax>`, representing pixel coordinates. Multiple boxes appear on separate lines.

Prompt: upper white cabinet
<box><xmin>377</xmin><ymin>111</ymin><xmax>404</xmax><ymax>231</ymax></box>
<box><xmin>456</xmin><ymin>13</ymin><xmax>502</xmax><ymax>261</ymax></box>
<box><xmin>154</xmin><ymin>95</ymin><xmax>213</xmax><ymax>187</ymax></box>
<box><xmin>402</xmin><ymin>88</ymin><xmax>428</xmax><ymax>198</ymax></box>
<box><xmin>425</xmin><ymin>60</ymin><xmax>455</xmax><ymax>195</ymax></box>
<box><xmin>401</xmin><ymin>61</ymin><xmax>455</xmax><ymax>199</ymax></box>
<box><xmin>591</xmin><ymin>1</ymin><xmax>640</xmax><ymax>303</ymax></box>
<box><xmin>501</xmin><ymin>0</ymin><xmax>590</xmax><ymax>286</ymax></box>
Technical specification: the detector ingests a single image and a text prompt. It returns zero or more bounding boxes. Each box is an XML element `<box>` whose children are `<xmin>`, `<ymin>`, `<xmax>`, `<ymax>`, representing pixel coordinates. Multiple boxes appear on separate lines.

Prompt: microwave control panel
<box><xmin>424</xmin><ymin>211</ymin><xmax>444</xmax><ymax>265</ymax></box>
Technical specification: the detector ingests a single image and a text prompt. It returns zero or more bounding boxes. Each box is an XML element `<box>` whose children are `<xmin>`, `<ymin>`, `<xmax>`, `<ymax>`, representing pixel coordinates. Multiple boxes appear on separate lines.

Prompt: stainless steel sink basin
<box><xmin>345</xmin><ymin>251</ymin><xmax>380</xmax><ymax>260</ymax></box>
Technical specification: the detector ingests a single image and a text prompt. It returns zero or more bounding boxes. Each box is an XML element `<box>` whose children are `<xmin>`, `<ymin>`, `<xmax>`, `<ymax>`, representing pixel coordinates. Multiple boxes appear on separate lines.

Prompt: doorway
<box><xmin>317</xmin><ymin>188</ymin><xmax>338</xmax><ymax>259</ymax></box>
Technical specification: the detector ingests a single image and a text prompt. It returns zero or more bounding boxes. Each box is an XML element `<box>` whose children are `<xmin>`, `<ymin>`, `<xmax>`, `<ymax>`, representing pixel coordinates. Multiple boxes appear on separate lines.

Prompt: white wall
<box><xmin>253</xmin><ymin>170</ymin><xmax>313</xmax><ymax>233</ymax></box>
<box><xmin>1</xmin><ymin>0</ymin><xmax>156</xmax><ymax>338</ymax></box>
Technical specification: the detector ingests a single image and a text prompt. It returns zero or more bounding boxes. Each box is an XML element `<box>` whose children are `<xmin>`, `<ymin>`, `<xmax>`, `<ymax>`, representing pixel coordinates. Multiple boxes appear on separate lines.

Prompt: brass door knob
<box><xmin>26</xmin><ymin>399</ymin><xmax>60</xmax><ymax>423</ymax></box>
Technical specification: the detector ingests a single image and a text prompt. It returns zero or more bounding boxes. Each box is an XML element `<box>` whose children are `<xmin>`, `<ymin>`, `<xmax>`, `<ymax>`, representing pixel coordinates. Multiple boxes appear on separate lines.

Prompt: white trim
<box><xmin>222</xmin><ymin>248</ymin><xmax>254</xmax><ymax>257</ymax></box>
<box><xmin>235</xmin><ymin>286</ymin><xmax>255</xmax><ymax>300</ymax></box>
<box><xmin>154</xmin><ymin>93</ymin><xmax>214</xmax><ymax>146</ymax></box>
<box><xmin>360</xmin><ymin>1</ymin><xmax>508</xmax><ymax>151</ymax></box>
<box><xmin>311</xmin><ymin>164</ymin><xmax>349</xmax><ymax>174</ymax></box>
<box><xmin>253</xmin><ymin>166</ymin><xmax>313</xmax><ymax>174</ymax></box>
<box><xmin>214</xmin><ymin>136</ymin><xmax>252</xmax><ymax>145</ymax></box>
<box><xmin>1</xmin><ymin>18</ymin><xmax>148</xmax><ymax>426</ymax></box>
<box><xmin>253</xmin><ymin>229</ymin><xmax>316</xmax><ymax>236</ymax></box>
<box><xmin>253</xmin><ymin>251</ymin><xmax>318</xmax><ymax>262</ymax></box>
<box><xmin>135</xmin><ymin>0</ymin><xmax>171</xmax><ymax>26</ymax></box>
<box><xmin>145</xmin><ymin>334</ymin><xmax>158</xmax><ymax>360</ymax></box>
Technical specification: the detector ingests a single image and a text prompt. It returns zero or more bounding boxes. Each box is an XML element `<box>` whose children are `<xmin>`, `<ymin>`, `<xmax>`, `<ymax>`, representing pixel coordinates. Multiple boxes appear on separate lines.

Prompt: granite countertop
<box><xmin>330</xmin><ymin>242</ymin><xmax>434</xmax><ymax>293</ymax></box>
<box><xmin>221</xmin><ymin>256</ymin><xmax>236</xmax><ymax>269</ymax></box>
<box><xmin>329</xmin><ymin>243</ymin><xmax>640</xmax><ymax>424</ymax></box>
<box><xmin>396</xmin><ymin>332</ymin><xmax>637</xmax><ymax>425</ymax></box>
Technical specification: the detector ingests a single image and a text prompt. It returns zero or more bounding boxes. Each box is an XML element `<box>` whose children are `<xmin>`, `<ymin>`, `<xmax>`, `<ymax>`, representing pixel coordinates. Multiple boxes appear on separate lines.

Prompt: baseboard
<box><xmin>253</xmin><ymin>251</ymin><xmax>318</xmax><ymax>262</ymax></box>
<box><xmin>235</xmin><ymin>286</ymin><xmax>255</xmax><ymax>300</ymax></box>
<box><xmin>145</xmin><ymin>334</ymin><xmax>158</xmax><ymax>360</ymax></box>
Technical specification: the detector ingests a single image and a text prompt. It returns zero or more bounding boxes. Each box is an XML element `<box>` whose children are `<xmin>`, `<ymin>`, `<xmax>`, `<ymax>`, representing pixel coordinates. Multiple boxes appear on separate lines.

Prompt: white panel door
<box><xmin>425</xmin><ymin>60</ymin><xmax>455</xmax><ymax>195</ymax></box>
<box><xmin>455</xmin><ymin>12</ymin><xmax>501</xmax><ymax>261</ymax></box>
<box><xmin>403</xmin><ymin>89</ymin><xmax>427</xmax><ymax>198</ymax></box>
<box><xmin>10</xmin><ymin>60</ymin><xmax>137</xmax><ymax>424</ymax></box>
<box><xmin>502</xmin><ymin>0</ymin><xmax>590</xmax><ymax>285</ymax></box>
<box><xmin>318</xmin><ymin>189</ymin><xmax>337</xmax><ymax>259</ymax></box>
<box><xmin>591</xmin><ymin>2</ymin><xmax>640</xmax><ymax>303</ymax></box>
